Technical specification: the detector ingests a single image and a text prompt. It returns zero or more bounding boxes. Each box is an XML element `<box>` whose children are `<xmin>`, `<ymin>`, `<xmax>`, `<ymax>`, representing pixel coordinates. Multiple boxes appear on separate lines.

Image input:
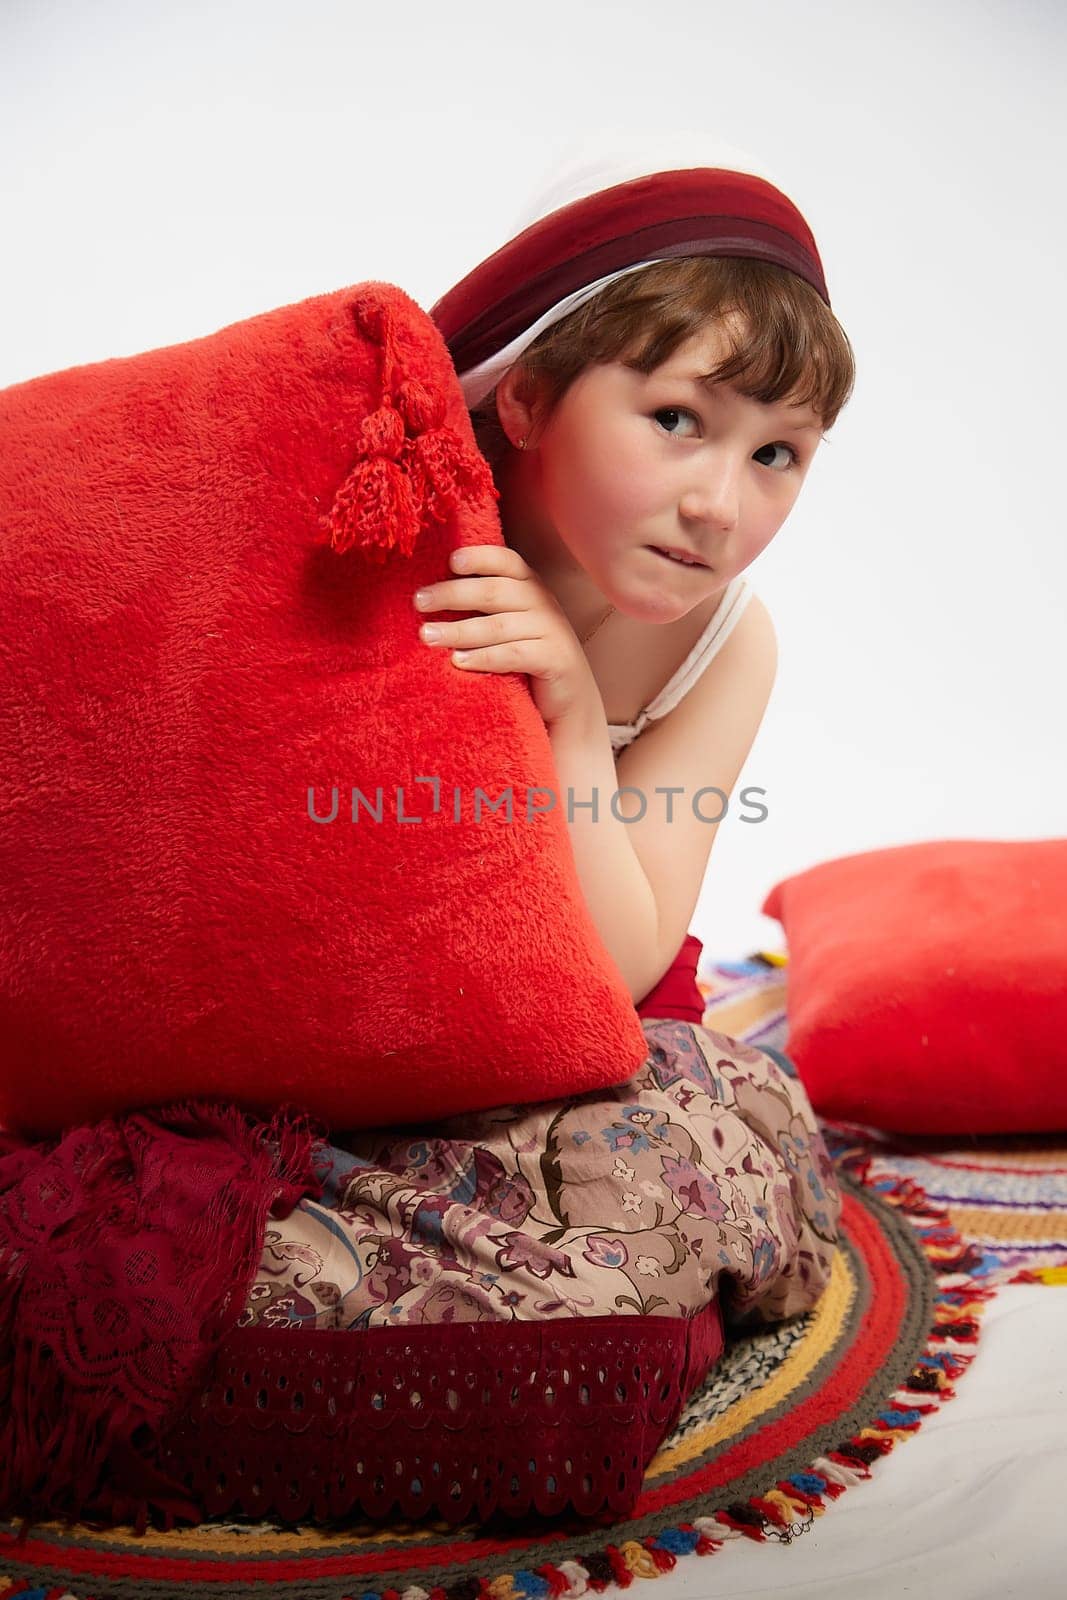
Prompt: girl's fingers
<box><xmin>449</xmin><ymin>545</ymin><xmax>531</xmax><ymax>579</ymax></box>
<box><xmin>451</xmin><ymin>639</ymin><xmax>550</xmax><ymax>671</ymax></box>
<box><xmin>418</xmin><ymin>574</ymin><xmax>535</xmax><ymax>615</ymax></box>
<box><xmin>421</xmin><ymin>612</ymin><xmax>542</xmax><ymax>652</ymax></box>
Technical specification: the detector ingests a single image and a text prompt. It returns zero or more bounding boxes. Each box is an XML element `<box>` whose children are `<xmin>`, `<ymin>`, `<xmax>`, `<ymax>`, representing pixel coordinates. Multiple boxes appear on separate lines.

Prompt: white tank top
<box><xmin>607</xmin><ymin>576</ymin><xmax>754</xmax><ymax>755</ymax></box>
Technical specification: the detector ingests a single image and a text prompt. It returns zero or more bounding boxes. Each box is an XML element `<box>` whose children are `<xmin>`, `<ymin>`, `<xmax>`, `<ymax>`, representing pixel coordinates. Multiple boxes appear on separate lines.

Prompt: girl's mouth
<box><xmin>647</xmin><ymin>545</ymin><xmax>709</xmax><ymax>569</ymax></box>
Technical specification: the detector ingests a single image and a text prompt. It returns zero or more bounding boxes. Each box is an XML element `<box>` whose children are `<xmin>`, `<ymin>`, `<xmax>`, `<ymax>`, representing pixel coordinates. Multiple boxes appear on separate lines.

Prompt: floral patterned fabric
<box><xmin>241</xmin><ymin>1019</ymin><xmax>842</xmax><ymax>1334</ymax></box>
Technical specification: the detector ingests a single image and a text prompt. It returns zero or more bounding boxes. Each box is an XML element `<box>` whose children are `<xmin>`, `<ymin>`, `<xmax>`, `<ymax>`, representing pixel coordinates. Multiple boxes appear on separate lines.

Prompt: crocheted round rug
<box><xmin>0</xmin><ymin>1169</ymin><xmax>992</xmax><ymax>1600</ymax></box>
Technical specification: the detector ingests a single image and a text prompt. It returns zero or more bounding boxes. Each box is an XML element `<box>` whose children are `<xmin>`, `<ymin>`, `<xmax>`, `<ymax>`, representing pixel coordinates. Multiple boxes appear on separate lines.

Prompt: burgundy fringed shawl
<box><xmin>0</xmin><ymin>1100</ymin><xmax>326</xmax><ymax>1534</ymax></box>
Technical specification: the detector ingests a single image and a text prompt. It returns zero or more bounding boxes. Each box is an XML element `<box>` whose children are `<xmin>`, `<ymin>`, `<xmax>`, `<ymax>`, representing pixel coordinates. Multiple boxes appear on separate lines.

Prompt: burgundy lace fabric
<box><xmin>0</xmin><ymin>1100</ymin><xmax>326</xmax><ymax>1533</ymax></box>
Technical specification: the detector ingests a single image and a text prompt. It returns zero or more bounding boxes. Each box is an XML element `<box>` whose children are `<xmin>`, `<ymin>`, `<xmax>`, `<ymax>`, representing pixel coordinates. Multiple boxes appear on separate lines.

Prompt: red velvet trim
<box><xmin>157</xmin><ymin>1302</ymin><xmax>725</xmax><ymax>1527</ymax></box>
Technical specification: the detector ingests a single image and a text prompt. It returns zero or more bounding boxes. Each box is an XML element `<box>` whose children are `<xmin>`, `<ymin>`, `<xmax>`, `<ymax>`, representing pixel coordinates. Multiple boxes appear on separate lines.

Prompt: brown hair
<box><xmin>468</xmin><ymin>255</ymin><xmax>856</xmax><ymax>475</ymax></box>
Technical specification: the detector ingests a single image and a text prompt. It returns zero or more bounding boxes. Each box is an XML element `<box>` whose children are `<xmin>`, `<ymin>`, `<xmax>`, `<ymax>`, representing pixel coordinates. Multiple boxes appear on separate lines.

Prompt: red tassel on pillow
<box><xmin>324</xmin><ymin>402</ymin><xmax>417</xmax><ymax>559</ymax></box>
<box><xmin>323</xmin><ymin>292</ymin><xmax>497</xmax><ymax>561</ymax></box>
<box><xmin>397</xmin><ymin>376</ymin><xmax>499</xmax><ymax>527</ymax></box>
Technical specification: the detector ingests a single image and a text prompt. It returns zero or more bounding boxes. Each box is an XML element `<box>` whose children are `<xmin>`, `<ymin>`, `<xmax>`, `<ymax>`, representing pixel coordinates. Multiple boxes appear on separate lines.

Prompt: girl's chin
<box><xmin>621</xmin><ymin>548</ymin><xmax>719</xmax><ymax>615</ymax></box>
<box><xmin>583</xmin><ymin>547</ymin><xmax>719</xmax><ymax>623</ymax></box>
<box><xmin>614</xmin><ymin>587</ymin><xmax>708</xmax><ymax>627</ymax></box>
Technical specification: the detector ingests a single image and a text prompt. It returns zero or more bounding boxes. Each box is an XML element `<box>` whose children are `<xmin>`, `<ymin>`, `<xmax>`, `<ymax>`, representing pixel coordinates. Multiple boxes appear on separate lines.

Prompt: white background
<box><xmin>2</xmin><ymin>0</ymin><xmax>1064</xmax><ymax>957</ymax></box>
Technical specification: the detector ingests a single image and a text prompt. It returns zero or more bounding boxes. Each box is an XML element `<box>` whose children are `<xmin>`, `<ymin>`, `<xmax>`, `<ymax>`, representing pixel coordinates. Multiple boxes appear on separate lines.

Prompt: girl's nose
<box><xmin>679</xmin><ymin>463</ymin><xmax>741</xmax><ymax>531</ymax></box>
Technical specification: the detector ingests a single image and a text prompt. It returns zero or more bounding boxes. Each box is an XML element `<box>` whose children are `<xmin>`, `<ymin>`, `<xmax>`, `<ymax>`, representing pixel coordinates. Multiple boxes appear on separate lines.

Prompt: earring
<box><xmin>517</xmin><ymin>436</ymin><xmax>527</xmax><ymax>450</ymax></box>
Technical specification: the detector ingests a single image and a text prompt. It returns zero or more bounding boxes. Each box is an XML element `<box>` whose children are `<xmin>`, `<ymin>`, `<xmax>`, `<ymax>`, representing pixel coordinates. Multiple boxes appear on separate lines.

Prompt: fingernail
<box><xmin>414</xmin><ymin>589</ymin><xmax>432</xmax><ymax>608</ymax></box>
<box><xmin>420</xmin><ymin>624</ymin><xmax>442</xmax><ymax>642</ymax></box>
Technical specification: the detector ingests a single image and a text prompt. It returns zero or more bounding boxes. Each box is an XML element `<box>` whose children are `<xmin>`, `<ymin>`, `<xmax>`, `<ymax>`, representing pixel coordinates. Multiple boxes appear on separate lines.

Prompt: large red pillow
<box><xmin>761</xmin><ymin>837</ymin><xmax>1067</xmax><ymax>1135</ymax></box>
<box><xmin>0</xmin><ymin>281</ymin><xmax>650</xmax><ymax>1138</ymax></box>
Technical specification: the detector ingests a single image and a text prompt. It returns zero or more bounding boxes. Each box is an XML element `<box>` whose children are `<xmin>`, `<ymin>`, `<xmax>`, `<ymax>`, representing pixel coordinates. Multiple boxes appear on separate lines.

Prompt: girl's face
<box><xmin>498</xmin><ymin>318</ymin><xmax>823</xmax><ymax>623</ymax></box>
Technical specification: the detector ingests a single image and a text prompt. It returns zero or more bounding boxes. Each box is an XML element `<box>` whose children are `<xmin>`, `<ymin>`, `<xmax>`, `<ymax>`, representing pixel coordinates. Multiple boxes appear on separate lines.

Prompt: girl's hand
<box><xmin>413</xmin><ymin>545</ymin><xmax>599</xmax><ymax>730</ymax></box>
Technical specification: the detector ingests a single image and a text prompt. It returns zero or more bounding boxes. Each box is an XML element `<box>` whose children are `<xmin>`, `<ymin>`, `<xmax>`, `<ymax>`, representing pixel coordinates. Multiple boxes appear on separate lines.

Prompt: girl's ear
<box><xmin>494</xmin><ymin>362</ymin><xmax>548</xmax><ymax>449</ymax></box>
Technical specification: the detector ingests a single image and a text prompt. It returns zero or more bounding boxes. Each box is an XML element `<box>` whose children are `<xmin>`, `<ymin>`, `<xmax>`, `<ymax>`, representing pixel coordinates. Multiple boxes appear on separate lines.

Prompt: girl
<box><xmin>243</xmin><ymin>136</ymin><xmax>850</xmax><ymax>1366</ymax></box>
<box><xmin>421</xmin><ymin>132</ymin><xmax>855</xmax><ymax>1008</ymax></box>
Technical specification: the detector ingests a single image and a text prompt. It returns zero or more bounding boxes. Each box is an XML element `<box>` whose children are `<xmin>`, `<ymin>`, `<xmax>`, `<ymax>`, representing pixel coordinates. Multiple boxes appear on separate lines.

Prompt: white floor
<box><xmin>639</xmin><ymin>1285</ymin><xmax>1067</xmax><ymax>1600</ymax></box>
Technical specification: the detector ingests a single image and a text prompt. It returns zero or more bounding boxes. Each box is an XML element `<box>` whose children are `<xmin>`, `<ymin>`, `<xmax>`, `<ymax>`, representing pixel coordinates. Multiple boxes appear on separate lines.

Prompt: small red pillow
<box><xmin>761</xmin><ymin>838</ymin><xmax>1067</xmax><ymax>1135</ymax></box>
<box><xmin>0</xmin><ymin>281</ymin><xmax>650</xmax><ymax>1139</ymax></box>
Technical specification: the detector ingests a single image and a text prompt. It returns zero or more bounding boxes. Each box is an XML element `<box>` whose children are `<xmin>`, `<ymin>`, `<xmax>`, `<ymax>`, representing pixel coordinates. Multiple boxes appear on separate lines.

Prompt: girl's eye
<box><xmin>753</xmin><ymin>441</ymin><xmax>801</xmax><ymax>472</ymax></box>
<box><xmin>652</xmin><ymin>407</ymin><xmax>801</xmax><ymax>471</ymax></box>
<box><xmin>652</xmin><ymin>406</ymin><xmax>700</xmax><ymax>439</ymax></box>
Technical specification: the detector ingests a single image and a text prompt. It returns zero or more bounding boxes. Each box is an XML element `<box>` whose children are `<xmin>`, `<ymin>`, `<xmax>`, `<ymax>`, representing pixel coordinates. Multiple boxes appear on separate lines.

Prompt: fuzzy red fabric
<box><xmin>0</xmin><ymin>280</ymin><xmax>650</xmax><ymax>1139</ymax></box>
<box><xmin>0</xmin><ymin>1100</ymin><xmax>327</xmax><ymax>1533</ymax></box>
<box><xmin>761</xmin><ymin>837</ymin><xmax>1067</xmax><ymax>1135</ymax></box>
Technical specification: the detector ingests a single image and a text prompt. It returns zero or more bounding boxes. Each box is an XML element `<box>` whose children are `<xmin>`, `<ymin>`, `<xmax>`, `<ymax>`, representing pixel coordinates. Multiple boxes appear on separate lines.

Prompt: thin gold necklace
<box><xmin>579</xmin><ymin>602</ymin><xmax>615</xmax><ymax>647</ymax></box>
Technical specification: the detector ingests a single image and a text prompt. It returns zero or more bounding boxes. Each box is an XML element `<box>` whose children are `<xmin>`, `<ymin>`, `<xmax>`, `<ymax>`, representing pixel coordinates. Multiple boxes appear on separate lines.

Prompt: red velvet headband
<box><xmin>430</xmin><ymin>167</ymin><xmax>831</xmax><ymax>379</ymax></box>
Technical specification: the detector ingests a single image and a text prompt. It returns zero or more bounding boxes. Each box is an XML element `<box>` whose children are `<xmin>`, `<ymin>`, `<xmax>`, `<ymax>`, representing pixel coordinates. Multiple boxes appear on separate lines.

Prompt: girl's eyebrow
<box><xmin>671</xmin><ymin>369</ymin><xmax>822</xmax><ymax>433</ymax></box>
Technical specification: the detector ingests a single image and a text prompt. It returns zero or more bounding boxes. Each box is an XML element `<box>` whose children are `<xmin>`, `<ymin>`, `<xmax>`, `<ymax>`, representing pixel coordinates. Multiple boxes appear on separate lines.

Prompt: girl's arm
<box><xmin>548</xmin><ymin>595</ymin><xmax>774</xmax><ymax>1003</ymax></box>
<box><xmin>608</xmin><ymin>597</ymin><xmax>779</xmax><ymax>999</ymax></box>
